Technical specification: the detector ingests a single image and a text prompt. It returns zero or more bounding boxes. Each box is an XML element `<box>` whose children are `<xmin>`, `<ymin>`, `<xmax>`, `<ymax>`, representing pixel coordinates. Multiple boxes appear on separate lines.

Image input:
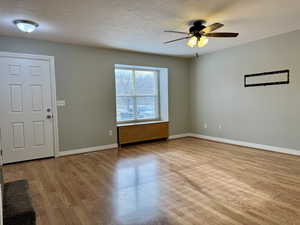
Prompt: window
<box><xmin>115</xmin><ymin>67</ymin><xmax>160</xmax><ymax>123</ymax></box>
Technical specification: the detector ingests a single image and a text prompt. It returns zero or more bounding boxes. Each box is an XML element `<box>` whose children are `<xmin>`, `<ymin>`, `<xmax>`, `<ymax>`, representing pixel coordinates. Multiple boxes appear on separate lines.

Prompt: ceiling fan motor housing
<box><xmin>189</xmin><ymin>20</ymin><xmax>206</xmax><ymax>37</ymax></box>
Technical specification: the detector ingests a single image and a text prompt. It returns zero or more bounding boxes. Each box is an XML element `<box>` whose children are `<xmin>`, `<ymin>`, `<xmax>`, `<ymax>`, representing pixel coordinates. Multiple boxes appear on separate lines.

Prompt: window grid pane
<box><xmin>115</xmin><ymin>68</ymin><xmax>160</xmax><ymax>122</ymax></box>
<box><xmin>135</xmin><ymin>70</ymin><xmax>157</xmax><ymax>95</ymax></box>
<box><xmin>115</xmin><ymin>69</ymin><xmax>134</xmax><ymax>96</ymax></box>
<box><xmin>116</xmin><ymin>97</ymin><xmax>135</xmax><ymax>122</ymax></box>
<box><xmin>136</xmin><ymin>96</ymin><xmax>158</xmax><ymax>120</ymax></box>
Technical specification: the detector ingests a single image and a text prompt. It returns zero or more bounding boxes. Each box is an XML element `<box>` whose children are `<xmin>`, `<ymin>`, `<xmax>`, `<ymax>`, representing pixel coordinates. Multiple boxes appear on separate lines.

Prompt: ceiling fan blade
<box><xmin>204</xmin><ymin>32</ymin><xmax>239</xmax><ymax>37</ymax></box>
<box><xmin>164</xmin><ymin>30</ymin><xmax>189</xmax><ymax>35</ymax></box>
<box><xmin>201</xmin><ymin>23</ymin><xmax>224</xmax><ymax>33</ymax></box>
<box><xmin>164</xmin><ymin>37</ymin><xmax>189</xmax><ymax>44</ymax></box>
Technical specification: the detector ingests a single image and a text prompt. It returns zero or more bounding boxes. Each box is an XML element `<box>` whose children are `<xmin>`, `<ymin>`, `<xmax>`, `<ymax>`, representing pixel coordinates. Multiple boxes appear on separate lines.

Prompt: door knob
<box><xmin>46</xmin><ymin>115</ymin><xmax>53</xmax><ymax>119</ymax></box>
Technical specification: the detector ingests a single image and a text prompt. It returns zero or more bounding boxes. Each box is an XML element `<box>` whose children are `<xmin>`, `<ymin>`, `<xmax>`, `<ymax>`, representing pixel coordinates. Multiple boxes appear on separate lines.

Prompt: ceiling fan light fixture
<box><xmin>187</xmin><ymin>36</ymin><xmax>208</xmax><ymax>48</ymax></box>
<box><xmin>187</xmin><ymin>36</ymin><xmax>198</xmax><ymax>48</ymax></box>
<box><xmin>13</xmin><ymin>20</ymin><xmax>39</xmax><ymax>33</ymax></box>
<box><xmin>198</xmin><ymin>36</ymin><xmax>208</xmax><ymax>47</ymax></box>
<box><xmin>165</xmin><ymin>21</ymin><xmax>238</xmax><ymax>49</ymax></box>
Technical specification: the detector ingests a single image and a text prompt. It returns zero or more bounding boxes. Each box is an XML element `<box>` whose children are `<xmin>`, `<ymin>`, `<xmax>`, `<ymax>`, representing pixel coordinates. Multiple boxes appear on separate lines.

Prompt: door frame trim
<box><xmin>0</xmin><ymin>51</ymin><xmax>60</xmax><ymax>157</ymax></box>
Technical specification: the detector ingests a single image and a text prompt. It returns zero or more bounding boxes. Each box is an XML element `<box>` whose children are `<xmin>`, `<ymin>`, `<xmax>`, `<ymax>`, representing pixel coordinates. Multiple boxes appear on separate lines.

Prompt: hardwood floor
<box><xmin>4</xmin><ymin>137</ymin><xmax>300</xmax><ymax>225</ymax></box>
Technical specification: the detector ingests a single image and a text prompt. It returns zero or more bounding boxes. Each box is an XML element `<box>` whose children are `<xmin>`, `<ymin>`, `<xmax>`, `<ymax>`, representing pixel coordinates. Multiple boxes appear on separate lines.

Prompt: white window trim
<box><xmin>115</xmin><ymin>67</ymin><xmax>160</xmax><ymax>123</ymax></box>
<box><xmin>115</xmin><ymin>64</ymin><xmax>169</xmax><ymax>125</ymax></box>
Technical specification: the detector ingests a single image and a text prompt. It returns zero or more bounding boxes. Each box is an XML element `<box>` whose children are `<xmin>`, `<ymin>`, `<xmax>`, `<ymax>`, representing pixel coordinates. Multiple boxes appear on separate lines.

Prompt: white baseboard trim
<box><xmin>58</xmin><ymin>143</ymin><xmax>118</xmax><ymax>157</ymax></box>
<box><xmin>57</xmin><ymin>134</ymin><xmax>300</xmax><ymax>157</ymax></box>
<box><xmin>189</xmin><ymin>133</ymin><xmax>300</xmax><ymax>156</ymax></box>
<box><xmin>169</xmin><ymin>133</ymin><xmax>191</xmax><ymax>140</ymax></box>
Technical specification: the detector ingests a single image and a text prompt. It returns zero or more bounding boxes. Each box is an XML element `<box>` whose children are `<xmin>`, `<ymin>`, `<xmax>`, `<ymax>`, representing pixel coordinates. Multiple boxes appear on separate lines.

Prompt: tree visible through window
<box><xmin>115</xmin><ymin>67</ymin><xmax>159</xmax><ymax>122</ymax></box>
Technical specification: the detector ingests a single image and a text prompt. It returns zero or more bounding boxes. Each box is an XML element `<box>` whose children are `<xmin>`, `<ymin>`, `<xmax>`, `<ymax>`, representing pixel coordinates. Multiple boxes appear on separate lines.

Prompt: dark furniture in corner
<box><xmin>1</xmin><ymin>167</ymin><xmax>36</xmax><ymax>225</ymax></box>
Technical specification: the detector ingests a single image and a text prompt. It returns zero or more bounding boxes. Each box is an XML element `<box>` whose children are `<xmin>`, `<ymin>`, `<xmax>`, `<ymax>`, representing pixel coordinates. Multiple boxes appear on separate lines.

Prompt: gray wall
<box><xmin>190</xmin><ymin>30</ymin><xmax>300</xmax><ymax>150</ymax></box>
<box><xmin>3</xmin><ymin>30</ymin><xmax>299</xmax><ymax>152</ymax></box>
<box><xmin>0</xmin><ymin>36</ymin><xmax>190</xmax><ymax>151</ymax></box>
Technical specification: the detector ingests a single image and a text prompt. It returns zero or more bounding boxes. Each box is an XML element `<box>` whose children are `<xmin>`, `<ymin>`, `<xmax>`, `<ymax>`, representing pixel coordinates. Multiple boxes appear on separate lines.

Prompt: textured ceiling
<box><xmin>0</xmin><ymin>0</ymin><xmax>300</xmax><ymax>57</ymax></box>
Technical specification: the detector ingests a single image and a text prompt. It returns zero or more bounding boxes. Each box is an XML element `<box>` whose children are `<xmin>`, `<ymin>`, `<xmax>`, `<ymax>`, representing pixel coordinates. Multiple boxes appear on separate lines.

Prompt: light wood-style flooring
<box><xmin>4</xmin><ymin>137</ymin><xmax>300</xmax><ymax>225</ymax></box>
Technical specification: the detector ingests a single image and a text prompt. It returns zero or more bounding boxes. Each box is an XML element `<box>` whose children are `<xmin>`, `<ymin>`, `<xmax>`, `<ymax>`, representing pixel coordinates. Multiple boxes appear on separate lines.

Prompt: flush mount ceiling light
<box><xmin>13</xmin><ymin>20</ymin><xmax>39</xmax><ymax>33</ymax></box>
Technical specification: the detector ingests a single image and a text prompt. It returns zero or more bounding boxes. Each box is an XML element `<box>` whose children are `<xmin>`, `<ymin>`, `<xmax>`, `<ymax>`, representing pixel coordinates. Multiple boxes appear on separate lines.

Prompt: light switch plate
<box><xmin>56</xmin><ymin>100</ymin><xmax>66</xmax><ymax>107</ymax></box>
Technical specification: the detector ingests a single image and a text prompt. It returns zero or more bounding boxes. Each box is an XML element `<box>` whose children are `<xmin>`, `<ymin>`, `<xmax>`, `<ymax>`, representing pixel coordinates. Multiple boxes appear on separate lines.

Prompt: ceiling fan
<box><xmin>164</xmin><ymin>20</ymin><xmax>239</xmax><ymax>48</ymax></box>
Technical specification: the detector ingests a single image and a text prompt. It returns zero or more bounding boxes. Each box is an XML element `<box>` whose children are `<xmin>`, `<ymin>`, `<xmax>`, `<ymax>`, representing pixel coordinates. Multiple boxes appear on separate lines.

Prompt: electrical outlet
<box><xmin>108</xmin><ymin>130</ymin><xmax>113</xmax><ymax>136</ymax></box>
<box><xmin>204</xmin><ymin>123</ymin><xmax>207</xmax><ymax>129</ymax></box>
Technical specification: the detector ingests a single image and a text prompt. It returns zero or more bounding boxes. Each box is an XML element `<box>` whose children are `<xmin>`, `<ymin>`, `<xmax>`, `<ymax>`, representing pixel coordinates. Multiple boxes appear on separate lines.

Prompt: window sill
<box><xmin>116</xmin><ymin>120</ymin><xmax>168</xmax><ymax>127</ymax></box>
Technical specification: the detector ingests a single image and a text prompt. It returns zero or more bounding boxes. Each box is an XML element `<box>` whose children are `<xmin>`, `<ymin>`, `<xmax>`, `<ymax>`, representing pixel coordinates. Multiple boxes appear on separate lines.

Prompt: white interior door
<box><xmin>0</xmin><ymin>55</ymin><xmax>55</xmax><ymax>163</ymax></box>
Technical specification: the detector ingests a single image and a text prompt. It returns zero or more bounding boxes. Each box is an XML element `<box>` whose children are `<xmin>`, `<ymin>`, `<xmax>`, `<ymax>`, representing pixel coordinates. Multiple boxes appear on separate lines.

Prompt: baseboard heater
<box><xmin>117</xmin><ymin>121</ymin><xmax>169</xmax><ymax>146</ymax></box>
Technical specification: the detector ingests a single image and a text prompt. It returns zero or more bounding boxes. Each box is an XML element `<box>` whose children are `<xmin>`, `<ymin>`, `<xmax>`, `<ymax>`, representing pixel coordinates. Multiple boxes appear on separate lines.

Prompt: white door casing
<box><xmin>0</xmin><ymin>52</ymin><xmax>59</xmax><ymax>163</ymax></box>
